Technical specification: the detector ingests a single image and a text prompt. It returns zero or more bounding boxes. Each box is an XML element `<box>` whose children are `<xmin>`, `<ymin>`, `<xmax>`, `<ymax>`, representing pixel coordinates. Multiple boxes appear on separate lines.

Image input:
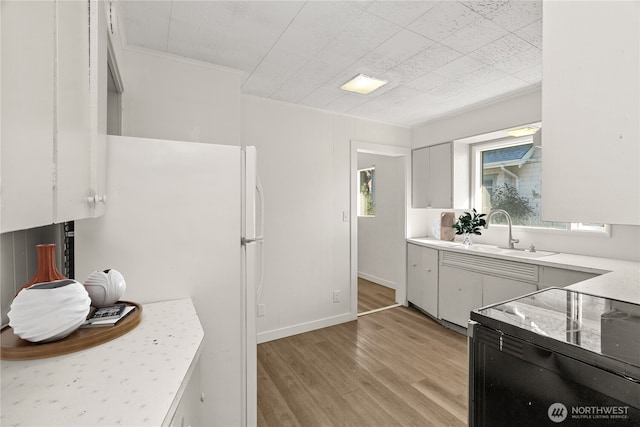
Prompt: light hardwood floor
<box><xmin>358</xmin><ymin>278</ymin><xmax>396</xmax><ymax>313</ymax></box>
<box><xmin>257</xmin><ymin>306</ymin><xmax>468</xmax><ymax>427</ymax></box>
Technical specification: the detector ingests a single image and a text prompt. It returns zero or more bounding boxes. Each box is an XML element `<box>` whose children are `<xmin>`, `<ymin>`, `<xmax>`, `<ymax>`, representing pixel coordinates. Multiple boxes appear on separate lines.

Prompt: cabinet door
<box><xmin>55</xmin><ymin>0</ymin><xmax>92</xmax><ymax>223</ymax></box>
<box><xmin>411</xmin><ymin>147</ymin><xmax>429</xmax><ymax>208</ymax></box>
<box><xmin>542</xmin><ymin>1</ymin><xmax>639</xmax><ymax>225</ymax></box>
<box><xmin>88</xmin><ymin>0</ymin><xmax>110</xmax><ymax>218</ymax></box>
<box><xmin>170</xmin><ymin>360</ymin><xmax>202</xmax><ymax>427</ymax></box>
<box><xmin>482</xmin><ymin>275</ymin><xmax>536</xmax><ymax>307</ymax></box>
<box><xmin>439</xmin><ymin>265</ymin><xmax>482</xmax><ymax>328</ymax></box>
<box><xmin>428</xmin><ymin>143</ymin><xmax>452</xmax><ymax>209</ymax></box>
<box><xmin>407</xmin><ymin>244</ymin><xmax>438</xmax><ymax>317</ymax></box>
<box><xmin>407</xmin><ymin>244</ymin><xmax>425</xmax><ymax>306</ymax></box>
<box><xmin>1</xmin><ymin>1</ymin><xmax>55</xmax><ymax>232</ymax></box>
<box><xmin>421</xmin><ymin>247</ymin><xmax>439</xmax><ymax>317</ymax></box>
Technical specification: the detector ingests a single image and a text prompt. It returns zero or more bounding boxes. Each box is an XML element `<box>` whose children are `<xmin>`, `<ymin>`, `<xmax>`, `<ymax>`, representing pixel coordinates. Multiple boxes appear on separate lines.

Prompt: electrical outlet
<box><xmin>257</xmin><ymin>304</ymin><xmax>265</xmax><ymax>317</ymax></box>
<box><xmin>333</xmin><ymin>290</ymin><xmax>340</xmax><ymax>303</ymax></box>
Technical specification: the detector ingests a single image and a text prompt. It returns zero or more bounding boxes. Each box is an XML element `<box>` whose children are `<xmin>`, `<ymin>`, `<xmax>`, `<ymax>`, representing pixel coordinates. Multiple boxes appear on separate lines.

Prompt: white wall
<box><xmin>120</xmin><ymin>47</ymin><xmax>242</xmax><ymax>145</ymax></box>
<box><xmin>412</xmin><ymin>89</ymin><xmax>542</xmax><ymax>148</ymax></box>
<box><xmin>410</xmin><ymin>90</ymin><xmax>640</xmax><ymax>262</ymax></box>
<box><xmin>241</xmin><ymin>95</ymin><xmax>411</xmax><ymax>343</ymax></box>
<box><xmin>357</xmin><ymin>153</ymin><xmax>404</xmax><ymax>290</ymax></box>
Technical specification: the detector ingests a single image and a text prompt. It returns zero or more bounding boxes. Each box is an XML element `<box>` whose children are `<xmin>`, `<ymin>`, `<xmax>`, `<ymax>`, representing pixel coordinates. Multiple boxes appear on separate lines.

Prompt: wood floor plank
<box><xmin>257</xmin><ymin>357</ymin><xmax>302</xmax><ymax>427</ymax></box>
<box><xmin>258</xmin><ymin>306</ymin><xmax>469</xmax><ymax>427</ymax></box>
<box><xmin>358</xmin><ymin>278</ymin><xmax>396</xmax><ymax>313</ymax></box>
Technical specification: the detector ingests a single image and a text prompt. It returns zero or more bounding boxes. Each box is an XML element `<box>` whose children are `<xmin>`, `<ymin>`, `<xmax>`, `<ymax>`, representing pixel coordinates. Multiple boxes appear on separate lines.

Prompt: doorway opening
<box><xmin>350</xmin><ymin>141</ymin><xmax>411</xmax><ymax>318</ymax></box>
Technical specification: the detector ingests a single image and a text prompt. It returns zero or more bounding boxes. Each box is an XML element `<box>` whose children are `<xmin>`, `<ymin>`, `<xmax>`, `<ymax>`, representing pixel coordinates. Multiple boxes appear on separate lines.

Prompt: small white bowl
<box><xmin>83</xmin><ymin>269</ymin><xmax>126</xmax><ymax>307</ymax></box>
<box><xmin>8</xmin><ymin>279</ymin><xmax>91</xmax><ymax>343</ymax></box>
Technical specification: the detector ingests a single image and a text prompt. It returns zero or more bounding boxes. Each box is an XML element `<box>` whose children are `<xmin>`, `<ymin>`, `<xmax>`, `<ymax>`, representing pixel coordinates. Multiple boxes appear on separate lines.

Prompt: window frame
<box><xmin>470</xmin><ymin>136</ymin><xmax>610</xmax><ymax>236</ymax></box>
<box><xmin>357</xmin><ymin>166</ymin><xmax>376</xmax><ymax>218</ymax></box>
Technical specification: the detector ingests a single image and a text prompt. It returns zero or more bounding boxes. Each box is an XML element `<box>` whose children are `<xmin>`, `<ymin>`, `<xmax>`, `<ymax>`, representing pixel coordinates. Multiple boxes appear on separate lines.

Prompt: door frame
<box><xmin>350</xmin><ymin>140</ymin><xmax>411</xmax><ymax>317</ymax></box>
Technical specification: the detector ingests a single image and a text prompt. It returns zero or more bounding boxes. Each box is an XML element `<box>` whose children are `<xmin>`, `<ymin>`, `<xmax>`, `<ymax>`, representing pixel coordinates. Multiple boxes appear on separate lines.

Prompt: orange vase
<box><xmin>18</xmin><ymin>244</ymin><xmax>67</xmax><ymax>295</ymax></box>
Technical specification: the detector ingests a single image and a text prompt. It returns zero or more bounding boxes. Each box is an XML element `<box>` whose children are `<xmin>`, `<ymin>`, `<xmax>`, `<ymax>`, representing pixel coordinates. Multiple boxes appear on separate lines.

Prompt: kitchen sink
<box><xmin>462</xmin><ymin>244</ymin><xmax>557</xmax><ymax>258</ymax></box>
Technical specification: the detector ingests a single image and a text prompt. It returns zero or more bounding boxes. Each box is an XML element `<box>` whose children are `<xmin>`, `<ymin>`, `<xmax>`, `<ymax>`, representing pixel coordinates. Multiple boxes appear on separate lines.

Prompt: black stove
<box><xmin>468</xmin><ymin>287</ymin><xmax>640</xmax><ymax>426</ymax></box>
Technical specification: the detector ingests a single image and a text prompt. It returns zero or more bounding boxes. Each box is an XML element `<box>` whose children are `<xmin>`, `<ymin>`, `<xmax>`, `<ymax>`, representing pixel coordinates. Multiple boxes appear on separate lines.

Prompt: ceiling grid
<box><xmin>118</xmin><ymin>0</ymin><xmax>543</xmax><ymax>127</ymax></box>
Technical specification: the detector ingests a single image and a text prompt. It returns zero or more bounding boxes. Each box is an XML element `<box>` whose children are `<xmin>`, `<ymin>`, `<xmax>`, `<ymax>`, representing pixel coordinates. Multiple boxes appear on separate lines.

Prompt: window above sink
<box><xmin>463</xmin><ymin>126</ymin><xmax>609</xmax><ymax>236</ymax></box>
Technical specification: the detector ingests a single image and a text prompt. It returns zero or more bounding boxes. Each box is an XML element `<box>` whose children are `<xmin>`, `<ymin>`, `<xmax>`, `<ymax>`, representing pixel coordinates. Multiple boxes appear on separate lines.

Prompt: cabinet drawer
<box><xmin>441</xmin><ymin>251</ymin><xmax>538</xmax><ymax>283</ymax></box>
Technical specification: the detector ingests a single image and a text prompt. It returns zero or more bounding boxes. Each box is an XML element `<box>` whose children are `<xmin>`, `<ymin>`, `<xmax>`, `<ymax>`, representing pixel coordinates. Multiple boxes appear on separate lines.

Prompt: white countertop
<box><xmin>1</xmin><ymin>298</ymin><xmax>204</xmax><ymax>426</ymax></box>
<box><xmin>408</xmin><ymin>237</ymin><xmax>640</xmax><ymax>304</ymax></box>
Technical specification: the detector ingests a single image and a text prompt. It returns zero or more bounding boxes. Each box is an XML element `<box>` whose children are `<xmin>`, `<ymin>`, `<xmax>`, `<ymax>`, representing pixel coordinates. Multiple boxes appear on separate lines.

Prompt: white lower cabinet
<box><xmin>409</xmin><ymin>243</ymin><xmax>600</xmax><ymax>330</ymax></box>
<box><xmin>407</xmin><ymin>244</ymin><xmax>439</xmax><ymax>317</ymax></box>
<box><xmin>438</xmin><ymin>253</ymin><xmax>539</xmax><ymax>328</ymax></box>
<box><xmin>170</xmin><ymin>359</ymin><xmax>202</xmax><ymax>427</ymax></box>
<box><xmin>438</xmin><ymin>265</ymin><xmax>483</xmax><ymax>327</ymax></box>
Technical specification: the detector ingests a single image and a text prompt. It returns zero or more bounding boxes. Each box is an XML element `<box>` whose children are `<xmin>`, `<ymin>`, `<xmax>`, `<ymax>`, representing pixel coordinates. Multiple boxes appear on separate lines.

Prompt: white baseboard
<box><xmin>257</xmin><ymin>312</ymin><xmax>356</xmax><ymax>344</ymax></box>
<box><xmin>357</xmin><ymin>272</ymin><xmax>396</xmax><ymax>290</ymax></box>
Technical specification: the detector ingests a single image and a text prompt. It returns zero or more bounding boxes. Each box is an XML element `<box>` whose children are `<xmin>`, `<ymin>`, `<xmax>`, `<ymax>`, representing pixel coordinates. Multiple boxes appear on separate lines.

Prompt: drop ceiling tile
<box><xmin>492</xmin><ymin>47</ymin><xmax>541</xmax><ymax>74</ymax></box>
<box><xmin>272</xmin><ymin>59</ymin><xmax>346</xmax><ymax>103</ymax></box>
<box><xmin>394</xmin><ymin>43</ymin><xmax>463</xmax><ymax>82</ymax></box>
<box><xmin>427</xmin><ymin>65</ymin><xmax>509</xmax><ymax>97</ymax></box>
<box><xmin>316</xmin><ymin>37</ymin><xmax>371</xmax><ymax>69</ymax></box>
<box><xmin>365</xmin><ymin>1</ymin><xmax>440</xmax><ymax>27</ymax></box>
<box><xmin>235</xmin><ymin>1</ymin><xmax>304</xmax><ymax>26</ymax></box>
<box><xmin>224</xmin><ymin>5</ymin><xmax>291</xmax><ymax>51</ymax></box>
<box><xmin>405</xmin><ymin>72</ymin><xmax>452</xmax><ymax>93</ymax></box>
<box><xmin>460</xmin><ymin>1</ymin><xmax>508</xmax><ymax>17</ymax></box>
<box><xmin>408</xmin><ymin>1</ymin><xmax>482</xmax><ymax>42</ymax></box>
<box><xmin>432</xmin><ymin>55</ymin><xmax>489</xmax><ymax>79</ymax></box>
<box><xmin>372</xmin><ymin>30</ymin><xmax>435</xmax><ymax>65</ymax></box>
<box><xmin>439</xmin><ymin>17</ymin><xmax>509</xmax><ymax>54</ymax></box>
<box><xmin>468</xmin><ymin>33</ymin><xmax>534</xmax><ymax>66</ymax></box>
<box><xmin>460</xmin><ymin>75</ymin><xmax>532</xmax><ymax>103</ymax></box>
<box><xmin>213</xmin><ymin>38</ymin><xmax>269</xmax><ymax>76</ymax></box>
<box><xmin>477</xmin><ymin>0</ymin><xmax>542</xmax><ymax>32</ymax></box>
<box><xmin>512</xmin><ymin>64</ymin><xmax>542</xmax><ymax>84</ymax></box>
<box><xmin>167</xmin><ymin>2</ymin><xmax>235</xmax><ymax>62</ymax></box>
<box><xmin>335</xmin><ymin>9</ymin><xmax>402</xmax><ymax>49</ymax></box>
<box><xmin>242</xmin><ymin>50</ymin><xmax>308</xmax><ymax>97</ymax></box>
<box><xmin>120</xmin><ymin>0</ymin><xmax>172</xmax><ymax>51</ymax></box>
<box><xmin>292</xmin><ymin>1</ymin><xmax>364</xmax><ymax>39</ymax></box>
<box><xmin>273</xmin><ymin>25</ymin><xmax>333</xmax><ymax>60</ymax></box>
<box><xmin>515</xmin><ymin>19</ymin><xmax>542</xmax><ymax>49</ymax></box>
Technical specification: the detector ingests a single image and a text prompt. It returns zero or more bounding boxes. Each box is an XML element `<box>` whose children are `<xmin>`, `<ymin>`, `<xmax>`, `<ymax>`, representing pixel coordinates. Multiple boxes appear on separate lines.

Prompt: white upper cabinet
<box><xmin>412</xmin><ymin>142</ymin><xmax>452</xmax><ymax>209</ymax></box>
<box><xmin>542</xmin><ymin>1</ymin><xmax>639</xmax><ymax>225</ymax></box>
<box><xmin>1</xmin><ymin>1</ymin><xmax>56</xmax><ymax>232</ymax></box>
<box><xmin>1</xmin><ymin>0</ymin><xmax>110</xmax><ymax>233</ymax></box>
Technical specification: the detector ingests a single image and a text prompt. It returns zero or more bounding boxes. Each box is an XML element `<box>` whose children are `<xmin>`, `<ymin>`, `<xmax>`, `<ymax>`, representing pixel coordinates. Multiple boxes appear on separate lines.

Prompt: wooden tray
<box><xmin>1</xmin><ymin>301</ymin><xmax>142</xmax><ymax>361</ymax></box>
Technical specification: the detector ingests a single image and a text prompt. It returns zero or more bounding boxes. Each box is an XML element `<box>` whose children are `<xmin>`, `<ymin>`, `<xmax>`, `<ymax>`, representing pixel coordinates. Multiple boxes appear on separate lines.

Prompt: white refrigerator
<box><xmin>75</xmin><ymin>135</ymin><xmax>261</xmax><ymax>426</ymax></box>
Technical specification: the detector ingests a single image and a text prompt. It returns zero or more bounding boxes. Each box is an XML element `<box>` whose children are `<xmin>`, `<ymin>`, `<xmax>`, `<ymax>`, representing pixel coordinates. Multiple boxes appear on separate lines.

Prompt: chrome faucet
<box><xmin>484</xmin><ymin>209</ymin><xmax>522</xmax><ymax>250</ymax></box>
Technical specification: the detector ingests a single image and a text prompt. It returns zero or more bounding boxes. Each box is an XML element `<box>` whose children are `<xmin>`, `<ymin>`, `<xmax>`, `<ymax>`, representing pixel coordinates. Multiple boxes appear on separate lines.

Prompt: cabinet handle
<box><xmin>426</xmin><ymin>269</ymin><xmax>431</xmax><ymax>273</ymax></box>
<box><xmin>412</xmin><ymin>264</ymin><xmax>417</xmax><ymax>267</ymax></box>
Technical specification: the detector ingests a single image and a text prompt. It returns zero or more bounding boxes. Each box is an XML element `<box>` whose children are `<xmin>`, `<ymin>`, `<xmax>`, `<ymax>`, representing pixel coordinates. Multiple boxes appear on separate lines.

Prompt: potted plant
<box><xmin>453</xmin><ymin>209</ymin><xmax>487</xmax><ymax>246</ymax></box>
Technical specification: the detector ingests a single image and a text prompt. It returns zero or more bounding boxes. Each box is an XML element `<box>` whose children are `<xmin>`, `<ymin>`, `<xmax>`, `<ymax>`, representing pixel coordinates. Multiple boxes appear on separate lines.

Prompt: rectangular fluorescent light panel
<box><xmin>340</xmin><ymin>74</ymin><xmax>388</xmax><ymax>95</ymax></box>
<box><xmin>507</xmin><ymin>126</ymin><xmax>539</xmax><ymax>137</ymax></box>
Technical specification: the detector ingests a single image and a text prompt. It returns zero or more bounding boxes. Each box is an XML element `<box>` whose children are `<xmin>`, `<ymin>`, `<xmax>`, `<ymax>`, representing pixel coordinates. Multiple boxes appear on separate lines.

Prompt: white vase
<box><xmin>463</xmin><ymin>232</ymin><xmax>473</xmax><ymax>246</ymax></box>
<box><xmin>83</xmin><ymin>269</ymin><xmax>127</xmax><ymax>307</ymax></box>
<box><xmin>8</xmin><ymin>279</ymin><xmax>91</xmax><ymax>342</ymax></box>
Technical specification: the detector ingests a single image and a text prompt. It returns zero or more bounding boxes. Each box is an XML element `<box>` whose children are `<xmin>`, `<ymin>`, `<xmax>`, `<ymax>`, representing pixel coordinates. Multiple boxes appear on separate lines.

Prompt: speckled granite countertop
<box><xmin>1</xmin><ymin>298</ymin><xmax>204</xmax><ymax>426</ymax></box>
<box><xmin>408</xmin><ymin>237</ymin><xmax>640</xmax><ymax>304</ymax></box>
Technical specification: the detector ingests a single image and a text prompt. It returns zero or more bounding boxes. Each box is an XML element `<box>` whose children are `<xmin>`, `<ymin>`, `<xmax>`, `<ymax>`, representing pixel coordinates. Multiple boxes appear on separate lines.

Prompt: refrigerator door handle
<box><xmin>255</xmin><ymin>174</ymin><xmax>264</xmax><ymax>240</ymax></box>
